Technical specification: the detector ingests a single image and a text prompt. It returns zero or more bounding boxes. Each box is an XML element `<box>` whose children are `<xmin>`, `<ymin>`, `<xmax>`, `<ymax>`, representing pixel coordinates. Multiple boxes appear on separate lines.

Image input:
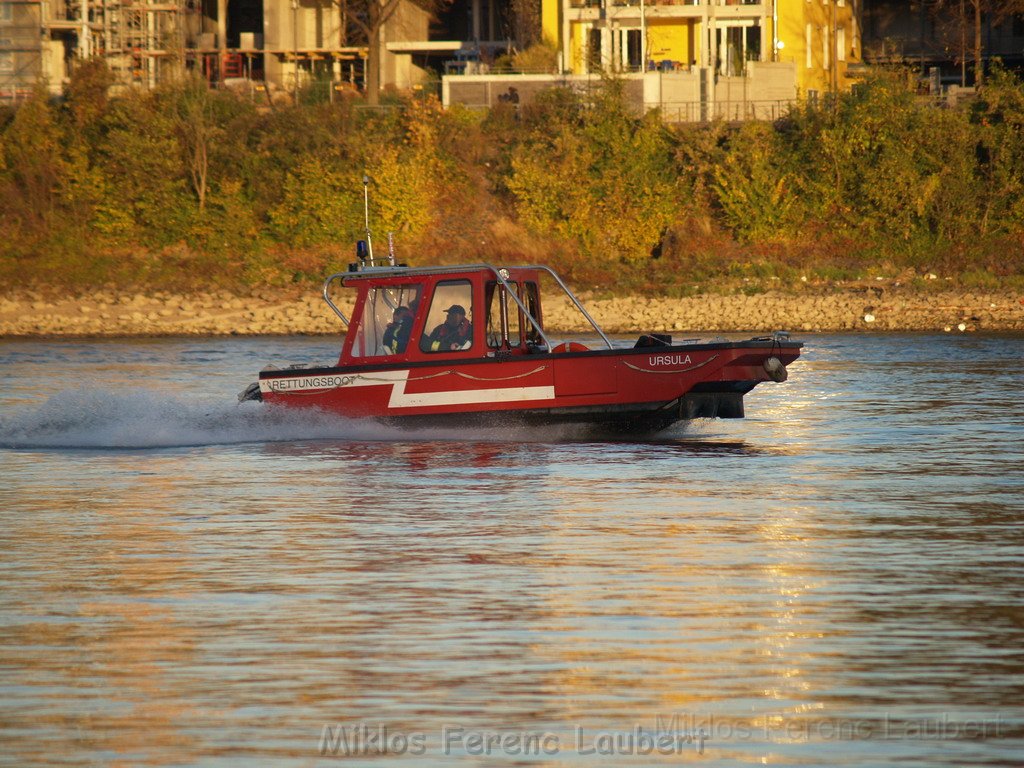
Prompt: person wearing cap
<box><xmin>382</xmin><ymin>306</ymin><xmax>414</xmax><ymax>354</ymax></box>
<box><xmin>423</xmin><ymin>304</ymin><xmax>472</xmax><ymax>352</ymax></box>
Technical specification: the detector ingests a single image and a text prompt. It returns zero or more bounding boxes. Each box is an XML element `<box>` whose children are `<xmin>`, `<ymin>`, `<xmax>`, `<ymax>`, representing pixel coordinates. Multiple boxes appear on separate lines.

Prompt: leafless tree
<box><xmin>929</xmin><ymin>0</ymin><xmax>1024</xmax><ymax>85</ymax></box>
<box><xmin>345</xmin><ymin>0</ymin><xmax>451</xmax><ymax>105</ymax></box>
<box><xmin>173</xmin><ymin>78</ymin><xmax>222</xmax><ymax>212</ymax></box>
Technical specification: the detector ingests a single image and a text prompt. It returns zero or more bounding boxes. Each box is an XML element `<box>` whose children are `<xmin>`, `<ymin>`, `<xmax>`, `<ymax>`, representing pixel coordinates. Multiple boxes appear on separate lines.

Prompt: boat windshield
<box><xmin>351</xmin><ymin>284</ymin><xmax>423</xmax><ymax>357</ymax></box>
<box><xmin>419</xmin><ymin>280</ymin><xmax>474</xmax><ymax>353</ymax></box>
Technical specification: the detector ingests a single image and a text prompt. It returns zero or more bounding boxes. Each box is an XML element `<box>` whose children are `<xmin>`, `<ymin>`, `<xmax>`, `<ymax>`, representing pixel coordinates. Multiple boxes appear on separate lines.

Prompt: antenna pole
<box><xmin>362</xmin><ymin>174</ymin><xmax>374</xmax><ymax>262</ymax></box>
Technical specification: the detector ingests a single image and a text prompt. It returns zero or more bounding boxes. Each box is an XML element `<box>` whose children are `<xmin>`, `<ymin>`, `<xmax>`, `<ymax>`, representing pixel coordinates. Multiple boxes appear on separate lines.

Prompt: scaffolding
<box><xmin>34</xmin><ymin>0</ymin><xmax>182</xmax><ymax>88</ymax></box>
<box><xmin>106</xmin><ymin>1</ymin><xmax>183</xmax><ymax>87</ymax></box>
<box><xmin>4</xmin><ymin>0</ymin><xmax>370</xmax><ymax>99</ymax></box>
<box><xmin>1</xmin><ymin>0</ymin><xmax>51</xmax><ymax>99</ymax></box>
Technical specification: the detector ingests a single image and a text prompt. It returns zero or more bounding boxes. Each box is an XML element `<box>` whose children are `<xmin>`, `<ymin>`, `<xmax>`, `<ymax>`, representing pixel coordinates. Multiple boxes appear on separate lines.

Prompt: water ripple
<box><xmin>0</xmin><ymin>334</ymin><xmax>1022</xmax><ymax>766</ymax></box>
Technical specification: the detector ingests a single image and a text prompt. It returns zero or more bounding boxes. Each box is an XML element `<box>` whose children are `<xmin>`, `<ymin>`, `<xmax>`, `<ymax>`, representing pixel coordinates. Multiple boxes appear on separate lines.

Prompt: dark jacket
<box><xmin>382</xmin><ymin>317</ymin><xmax>413</xmax><ymax>354</ymax></box>
<box><xmin>423</xmin><ymin>318</ymin><xmax>472</xmax><ymax>352</ymax></box>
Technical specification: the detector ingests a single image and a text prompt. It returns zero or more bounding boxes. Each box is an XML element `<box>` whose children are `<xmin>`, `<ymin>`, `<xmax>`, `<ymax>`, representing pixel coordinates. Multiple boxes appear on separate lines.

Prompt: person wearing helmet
<box><xmin>423</xmin><ymin>304</ymin><xmax>472</xmax><ymax>352</ymax></box>
<box><xmin>382</xmin><ymin>306</ymin><xmax>414</xmax><ymax>354</ymax></box>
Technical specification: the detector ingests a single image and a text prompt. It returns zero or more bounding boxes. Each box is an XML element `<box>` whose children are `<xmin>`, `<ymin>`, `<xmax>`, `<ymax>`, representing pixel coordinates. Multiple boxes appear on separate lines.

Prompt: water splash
<box><xmin>0</xmin><ymin>388</ymin><xmax>606</xmax><ymax>450</ymax></box>
<box><xmin>0</xmin><ymin>388</ymin><xmax>405</xmax><ymax>449</ymax></box>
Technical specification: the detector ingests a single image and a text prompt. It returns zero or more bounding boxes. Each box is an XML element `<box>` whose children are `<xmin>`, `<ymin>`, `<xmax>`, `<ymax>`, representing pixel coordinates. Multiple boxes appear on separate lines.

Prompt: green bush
<box><xmin>507</xmin><ymin>80</ymin><xmax>683</xmax><ymax>266</ymax></box>
<box><xmin>3</xmin><ymin>68</ymin><xmax>1024</xmax><ymax>294</ymax></box>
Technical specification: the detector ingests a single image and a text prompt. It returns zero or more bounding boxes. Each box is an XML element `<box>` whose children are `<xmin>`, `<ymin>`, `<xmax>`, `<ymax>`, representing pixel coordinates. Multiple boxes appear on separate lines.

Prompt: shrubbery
<box><xmin>2</xmin><ymin>64</ymin><xmax>1024</xmax><ymax>293</ymax></box>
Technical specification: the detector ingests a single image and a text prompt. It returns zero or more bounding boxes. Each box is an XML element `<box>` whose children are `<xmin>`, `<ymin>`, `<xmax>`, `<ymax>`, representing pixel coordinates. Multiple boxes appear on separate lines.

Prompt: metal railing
<box><xmin>569</xmin><ymin>0</ymin><xmax>760</xmax><ymax>6</ymax></box>
<box><xmin>324</xmin><ymin>263</ymin><xmax>614</xmax><ymax>349</ymax></box>
<box><xmin>447</xmin><ymin>97</ymin><xmax>797</xmax><ymax>123</ymax></box>
<box><xmin>653</xmin><ymin>99</ymin><xmax>796</xmax><ymax>122</ymax></box>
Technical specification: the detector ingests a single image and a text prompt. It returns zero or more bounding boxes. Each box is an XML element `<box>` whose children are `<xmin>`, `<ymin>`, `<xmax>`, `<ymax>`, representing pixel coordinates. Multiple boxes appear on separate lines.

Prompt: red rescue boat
<box><xmin>239</xmin><ymin>243</ymin><xmax>801</xmax><ymax>434</ymax></box>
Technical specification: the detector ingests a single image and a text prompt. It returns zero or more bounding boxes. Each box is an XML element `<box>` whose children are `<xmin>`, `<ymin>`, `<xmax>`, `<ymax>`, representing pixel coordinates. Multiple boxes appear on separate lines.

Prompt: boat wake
<box><xmin>0</xmin><ymin>388</ymin><xmax>604</xmax><ymax>450</ymax></box>
<box><xmin>0</xmin><ymin>388</ymin><xmax>415</xmax><ymax>450</ymax></box>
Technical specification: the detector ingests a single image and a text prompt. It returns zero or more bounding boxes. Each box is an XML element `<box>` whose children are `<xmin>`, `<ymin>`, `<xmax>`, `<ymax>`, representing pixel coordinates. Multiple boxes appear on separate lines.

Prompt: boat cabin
<box><xmin>325</xmin><ymin>261</ymin><xmax>585</xmax><ymax>368</ymax></box>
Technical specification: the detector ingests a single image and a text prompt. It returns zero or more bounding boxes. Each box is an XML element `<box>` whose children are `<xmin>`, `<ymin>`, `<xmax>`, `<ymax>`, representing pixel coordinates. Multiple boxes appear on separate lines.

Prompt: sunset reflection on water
<box><xmin>1</xmin><ymin>334</ymin><xmax>1022</xmax><ymax>766</ymax></box>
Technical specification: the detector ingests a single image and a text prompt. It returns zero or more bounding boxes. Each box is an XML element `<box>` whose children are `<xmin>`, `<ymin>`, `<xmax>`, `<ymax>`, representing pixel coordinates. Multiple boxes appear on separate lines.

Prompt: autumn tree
<box><xmin>0</xmin><ymin>85</ymin><xmax>67</xmax><ymax>231</ymax></box>
<box><xmin>64</xmin><ymin>59</ymin><xmax>115</xmax><ymax>137</ymax></box>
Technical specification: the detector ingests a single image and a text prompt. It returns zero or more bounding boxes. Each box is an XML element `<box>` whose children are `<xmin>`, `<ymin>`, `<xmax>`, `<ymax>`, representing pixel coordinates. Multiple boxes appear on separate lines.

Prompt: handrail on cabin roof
<box><xmin>320</xmin><ymin>263</ymin><xmax>613</xmax><ymax>350</ymax></box>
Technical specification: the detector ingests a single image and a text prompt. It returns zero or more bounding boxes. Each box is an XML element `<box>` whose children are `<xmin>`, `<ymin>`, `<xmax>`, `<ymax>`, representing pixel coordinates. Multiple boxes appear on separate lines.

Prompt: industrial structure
<box><xmin>0</xmin><ymin>0</ymin><xmax>515</xmax><ymax>102</ymax></box>
<box><xmin>0</xmin><ymin>0</ymin><xmax>369</xmax><ymax>100</ymax></box>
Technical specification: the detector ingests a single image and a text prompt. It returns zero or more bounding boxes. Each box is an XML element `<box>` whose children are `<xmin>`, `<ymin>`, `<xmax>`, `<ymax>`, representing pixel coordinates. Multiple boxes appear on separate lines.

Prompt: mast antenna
<box><xmin>362</xmin><ymin>174</ymin><xmax>374</xmax><ymax>262</ymax></box>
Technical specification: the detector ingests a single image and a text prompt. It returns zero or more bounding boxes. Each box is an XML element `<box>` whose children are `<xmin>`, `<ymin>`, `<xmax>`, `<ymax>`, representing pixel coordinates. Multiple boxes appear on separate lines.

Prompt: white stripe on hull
<box><xmin>260</xmin><ymin>369</ymin><xmax>556</xmax><ymax>410</ymax></box>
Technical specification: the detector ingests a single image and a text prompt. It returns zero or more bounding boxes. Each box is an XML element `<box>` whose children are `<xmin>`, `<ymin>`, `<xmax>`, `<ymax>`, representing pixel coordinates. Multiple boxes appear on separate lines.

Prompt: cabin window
<box><xmin>351</xmin><ymin>284</ymin><xmax>422</xmax><ymax>357</ymax></box>
<box><xmin>487</xmin><ymin>281</ymin><xmax>520</xmax><ymax>349</ymax></box>
<box><xmin>420</xmin><ymin>280</ymin><xmax>474</xmax><ymax>353</ymax></box>
<box><xmin>486</xmin><ymin>280</ymin><xmax>543</xmax><ymax>349</ymax></box>
<box><xmin>522</xmin><ymin>282</ymin><xmax>543</xmax><ymax>345</ymax></box>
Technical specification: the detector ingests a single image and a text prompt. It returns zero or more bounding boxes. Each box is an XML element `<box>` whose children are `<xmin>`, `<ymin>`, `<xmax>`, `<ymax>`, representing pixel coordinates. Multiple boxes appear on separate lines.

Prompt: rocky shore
<box><xmin>1</xmin><ymin>286</ymin><xmax>1022</xmax><ymax>337</ymax></box>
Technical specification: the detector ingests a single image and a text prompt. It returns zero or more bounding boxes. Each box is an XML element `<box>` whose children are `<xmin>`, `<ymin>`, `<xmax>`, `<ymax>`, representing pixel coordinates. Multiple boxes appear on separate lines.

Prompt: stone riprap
<box><xmin>0</xmin><ymin>288</ymin><xmax>1021</xmax><ymax>336</ymax></box>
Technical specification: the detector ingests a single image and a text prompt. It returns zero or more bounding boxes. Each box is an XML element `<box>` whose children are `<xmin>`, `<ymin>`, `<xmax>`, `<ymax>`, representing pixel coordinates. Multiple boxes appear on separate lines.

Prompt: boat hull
<box><xmin>255</xmin><ymin>340</ymin><xmax>801</xmax><ymax>434</ymax></box>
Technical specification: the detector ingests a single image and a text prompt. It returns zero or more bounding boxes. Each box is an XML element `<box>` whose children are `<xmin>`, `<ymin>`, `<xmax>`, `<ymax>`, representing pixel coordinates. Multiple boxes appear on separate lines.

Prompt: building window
<box><xmin>823</xmin><ymin>25</ymin><xmax>830</xmax><ymax>70</ymax></box>
<box><xmin>0</xmin><ymin>4</ymin><xmax>11</xmax><ymax>23</ymax></box>
<box><xmin>626</xmin><ymin>28</ymin><xmax>642</xmax><ymax>71</ymax></box>
<box><xmin>0</xmin><ymin>36</ymin><xmax>12</xmax><ymax>75</ymax></box>
<box><xmin>838</xmin><ymin>26</ymin><xmax>846</xmax><ymax>62</ymax></box>
<box><xmin>806</xmin><ymin>24</ymin><xmax>812</xmax><ymax>69</ymax></box>
<box><xmin>587</xmin><ymin>27</ymin><xmax>602</xmax><ymax>73</ymax></box>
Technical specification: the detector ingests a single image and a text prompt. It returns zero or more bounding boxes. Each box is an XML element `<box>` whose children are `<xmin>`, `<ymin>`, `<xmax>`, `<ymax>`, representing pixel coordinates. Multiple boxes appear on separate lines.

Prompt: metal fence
<box><xmin>570</xmin><ymin>0</ymin><xmax>759</xmax><ymax>6</ymax></box>
<box><xmin>445</xmin><ymin>97</ymin><xmax>798</xmax><ymax>123</ymax></box>
<box><xmin>656</xmin><ymin>99</ymin><xmax>797</xmax><ymax>122</ymax></box>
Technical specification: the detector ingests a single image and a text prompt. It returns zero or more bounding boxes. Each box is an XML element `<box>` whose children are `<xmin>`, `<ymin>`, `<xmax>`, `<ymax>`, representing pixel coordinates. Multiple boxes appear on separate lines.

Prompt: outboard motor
<box><xmin>238</xmin><ymin>381</ymin><xmax>262</xmax><ymax>403</ymax></box>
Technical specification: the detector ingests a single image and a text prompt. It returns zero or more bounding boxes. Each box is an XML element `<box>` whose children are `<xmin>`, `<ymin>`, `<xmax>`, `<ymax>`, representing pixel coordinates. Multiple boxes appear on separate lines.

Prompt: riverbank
<box><xmin>2</xmin><ymin>286</ymin><xmax>1022</xmax><ymax>336</ymax></box>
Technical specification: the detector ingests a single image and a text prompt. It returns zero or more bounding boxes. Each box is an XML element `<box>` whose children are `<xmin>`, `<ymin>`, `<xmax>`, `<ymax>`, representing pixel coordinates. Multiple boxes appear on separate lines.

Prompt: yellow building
<box><xmin>541</xmin><ymin>0</ymin><xmax>861</xmax><ymax>96</ymax></box>
<box><xmin>775</xmin><ymin>0</ymin><xmax>861</xmax><ymax>95</ymax></box>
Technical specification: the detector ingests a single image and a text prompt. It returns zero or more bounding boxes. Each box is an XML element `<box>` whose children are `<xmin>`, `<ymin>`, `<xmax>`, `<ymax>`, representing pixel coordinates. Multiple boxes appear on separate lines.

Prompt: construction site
<box><xmin>0</xmin><ymin>0</ymin><xmax>378</xmax><ymax>101</ymax></box>
<box><xmin>0</xmin><ymin>0</ymin><xmax>513</xmax><ymax>102</ymax></box>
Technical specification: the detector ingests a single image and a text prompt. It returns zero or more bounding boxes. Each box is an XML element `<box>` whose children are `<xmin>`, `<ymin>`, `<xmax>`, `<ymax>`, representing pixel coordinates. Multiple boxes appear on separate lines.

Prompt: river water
<box><xmin>1</xmin><ymin>333</ymin><xmax>1022</xmax><ymax>767</ymax></box>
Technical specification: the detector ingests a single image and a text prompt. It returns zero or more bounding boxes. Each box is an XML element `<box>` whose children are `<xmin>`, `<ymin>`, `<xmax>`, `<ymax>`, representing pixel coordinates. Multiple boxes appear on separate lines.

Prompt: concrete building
<box><xmin>0</xmin><ymin>0</ymin><xmax>518</xmax><ymax>102</ymax></box>
<box><xmin>0</xmin><ymin>1</ymin><xmax>56</xmax><ymax>100</ymax></box>
<box><xmin>2</xmin><ymin>0</ymin><xmax>191</xmax><ymax>99</ymax></box>
<box><xmin>861</xmin><ymin>0</ymin><xmax>1024</xmax><ymax>85</ymax></box>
